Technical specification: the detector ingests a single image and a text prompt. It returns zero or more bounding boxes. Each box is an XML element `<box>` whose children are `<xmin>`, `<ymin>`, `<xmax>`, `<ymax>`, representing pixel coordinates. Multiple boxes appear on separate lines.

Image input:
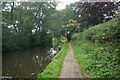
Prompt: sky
<box><xmin>56</xmin><ymin>0</ymin><xmax>79</xmax><ymax>10</ymax></box>
<box><xmin>15</xmin><ymin>0</ymin><xmax>78</xmax><ymax>10</ymax></box>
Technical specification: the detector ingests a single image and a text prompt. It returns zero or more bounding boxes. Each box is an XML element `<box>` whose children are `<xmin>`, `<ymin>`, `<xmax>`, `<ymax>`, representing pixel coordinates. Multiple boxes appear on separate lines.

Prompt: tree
<box><xmin>2</xmin><ymin>2</ymin><xmax>60</xmax><ymax>52</ymax></box>
<box><xmin>75</xmin><ymin>2</ymin><xmax>119</xmax><ymax>30</ymax></box>
<box><xmin>61</xmin><ymin>3</ymin><xmax>77</xmax><ymax>25</ymax></box>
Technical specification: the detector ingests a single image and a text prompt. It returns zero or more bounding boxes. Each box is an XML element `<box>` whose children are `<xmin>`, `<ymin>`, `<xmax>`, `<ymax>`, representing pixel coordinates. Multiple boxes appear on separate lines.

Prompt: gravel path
<box><xmin>59</xmin><ymin>43</ymin><xmax>83</xmax><ymax>78</ymax></box>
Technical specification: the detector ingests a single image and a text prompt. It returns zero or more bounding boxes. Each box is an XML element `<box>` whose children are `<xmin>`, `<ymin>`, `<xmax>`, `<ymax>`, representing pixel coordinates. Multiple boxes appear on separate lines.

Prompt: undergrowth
<box><xmin>71</xmin><ymin>18</ymin><xmax>120</xmax><ymax>78</ymax></box>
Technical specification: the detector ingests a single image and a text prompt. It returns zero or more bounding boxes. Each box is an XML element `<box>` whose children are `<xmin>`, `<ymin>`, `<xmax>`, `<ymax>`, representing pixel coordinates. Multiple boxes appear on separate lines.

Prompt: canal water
<box><xmin>2</xmin><ymin>47</ymin><xmax>57</xmax><ymax>78</ymax></box>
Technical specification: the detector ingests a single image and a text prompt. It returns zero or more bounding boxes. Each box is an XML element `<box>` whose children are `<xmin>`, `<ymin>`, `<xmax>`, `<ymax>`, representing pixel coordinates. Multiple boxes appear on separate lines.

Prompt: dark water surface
<box><xmin>2</xmin><ymin>47</ymin><xmax>56</xmax><ymax>78</ymax></box>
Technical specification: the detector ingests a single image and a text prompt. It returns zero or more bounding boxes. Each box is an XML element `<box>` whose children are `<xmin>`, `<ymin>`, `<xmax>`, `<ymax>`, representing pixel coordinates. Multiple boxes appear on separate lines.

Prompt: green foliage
<box><xmin>59</xmin><ymin>19</ymin><xmax>79</xmax><ymax>42</ymax></box>
<box><xmin>61</xmin><ymin>3</ymin><xmax>77</xmax><ymax>25</ymax></box>
<box><xmin>75</xmin><ymin>2</ymin><xmax>119</xmax><ymax>27</ymax></box>
<box><xmin>84</xmin><ymin>18</ymin><xmax>120</xmax><ymax>43</ymax></box>
<box><xmin>71</xmin><ymin>18</ymin><xmax>120</xmax><ymax>78</ymax></box>
<box><xmin>67</xmin><ymin>19</ymin><xmax>77</xmax><ymax>27</ymax></box>
<box><xmin>2</xmin><ymin>2</ymin><xmax>62</xmax><ymax>52</ymax></box>
<box><xmin>66</xmin><ymin>19</ymin><xmax>79</xmax><ymax>33</ymax></box>
<box><xmin>72</xmin><ymin>32</ymin><xmax>83</xmax><ymax>41</ymax></box>
<box><xmin>52</xmin><ymin>37</ymin><xmax>59</xmax><ymax>47</ymax></box>
<box><xmin>72</xmin><ymin>18</ymin><xmax>120</xmax><ymax>44</ymax></box>
<box><xmin>72</xmin><ymin>41</ymin><xmax>120</xmax><ymax>78</ymax></box>
<box><xmin>60</xmin><ymin>36</ymin><xmax>67</xmax><ymax>43</ymax></box>
<box><xmin>57</xmin><ymin>3</ymin><xmax>79</xmax><ymax>42</ymax></box>
<box><xmin>37</xmin><ymin>43</ymin><xmax>68</xmax><ymax>78</ymax></box>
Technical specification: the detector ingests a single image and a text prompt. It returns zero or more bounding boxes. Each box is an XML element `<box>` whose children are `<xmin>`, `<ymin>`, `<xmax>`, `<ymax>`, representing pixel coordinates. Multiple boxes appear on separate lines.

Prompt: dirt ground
<box><xmin>59</xmin><ymin>43</ymin><xmax>83</xmax><ymax>78</ymax></box>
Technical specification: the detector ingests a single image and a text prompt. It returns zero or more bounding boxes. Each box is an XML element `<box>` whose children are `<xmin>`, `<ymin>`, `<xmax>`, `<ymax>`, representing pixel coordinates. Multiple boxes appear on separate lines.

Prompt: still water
<box><xmin>2</xmin><ymin>47</ymin><xmax>57</xmax><ymax>78</ymax></box>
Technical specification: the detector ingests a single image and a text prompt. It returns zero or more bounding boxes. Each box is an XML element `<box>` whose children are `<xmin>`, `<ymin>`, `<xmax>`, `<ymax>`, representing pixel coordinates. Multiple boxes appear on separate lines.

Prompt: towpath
<box><xmin>59</xmin><ymin>43</ymin><xmax>83</xmax><ymax>78</ymax></box>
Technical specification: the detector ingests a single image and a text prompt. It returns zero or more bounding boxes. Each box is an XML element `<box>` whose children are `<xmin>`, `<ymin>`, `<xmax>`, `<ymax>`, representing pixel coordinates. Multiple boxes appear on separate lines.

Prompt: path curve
<box><xmin>59</xmin><ymin>43</ymin><xmax>83</xmax><ymax>78</ymax></box>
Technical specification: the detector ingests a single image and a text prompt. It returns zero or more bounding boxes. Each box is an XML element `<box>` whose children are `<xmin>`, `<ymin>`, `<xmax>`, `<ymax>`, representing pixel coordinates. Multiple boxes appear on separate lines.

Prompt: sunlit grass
<box><xmin>37</xmin><ymin>43</ymin><xmax>68</xmax><ymax>78</ymax></box>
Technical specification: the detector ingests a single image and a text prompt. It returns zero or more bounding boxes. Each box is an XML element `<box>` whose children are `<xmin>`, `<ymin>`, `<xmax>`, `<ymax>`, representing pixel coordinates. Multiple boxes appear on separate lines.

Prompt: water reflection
<box><xmin>50</xmin><ymin>48</ymin><xmax>57</xmax><ymax>57</ymax></box>
<box><xmin>2</xmin><ymin>47</ymin><xmax>58</xmax><ymax>78</ymax></box>
<box><xmin>49</xmin><ymin>46</ymin><xmax>61</xmax><ymax>57</ymax></box>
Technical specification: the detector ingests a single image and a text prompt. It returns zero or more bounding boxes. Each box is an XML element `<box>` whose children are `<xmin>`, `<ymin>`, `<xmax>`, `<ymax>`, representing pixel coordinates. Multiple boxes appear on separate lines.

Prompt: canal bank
<box><xmin>37</xmin><ymin>43</ymin><xmax>68</xmax><ymax>78</ymax></box>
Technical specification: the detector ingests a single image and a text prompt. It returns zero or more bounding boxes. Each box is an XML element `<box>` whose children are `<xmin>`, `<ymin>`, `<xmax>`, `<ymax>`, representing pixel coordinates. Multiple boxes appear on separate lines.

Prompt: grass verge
<box><xmin>71</xmin><ymin>18</ymin><xmax>120</xmax><ymax>78</ymax></box>
<box><xmin>37</xmin><ymin>43</ymin><xmax>68</xmax><ymax>78</ymax></box>
<box><xmin>72</xmin><ymin>40</ymin><xmax>120</xmax><ymax>78</ymax></box>
<box><xmin>71</xmin><ymin>40</ymin><xmax>93</xmax><ymax>78</ymax></box>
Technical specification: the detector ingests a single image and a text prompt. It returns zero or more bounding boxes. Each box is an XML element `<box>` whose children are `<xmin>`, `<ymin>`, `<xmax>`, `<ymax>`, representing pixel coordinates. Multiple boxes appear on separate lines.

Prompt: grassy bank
<box><xmin>71</xmin><ymin>18</ymin><xmax>120</xmax><ymax>78</ymax></box>
<box><xmin>37</xmin><ymin>43</ymin><xmax>68</xmax><ymax>78</ymax></box>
